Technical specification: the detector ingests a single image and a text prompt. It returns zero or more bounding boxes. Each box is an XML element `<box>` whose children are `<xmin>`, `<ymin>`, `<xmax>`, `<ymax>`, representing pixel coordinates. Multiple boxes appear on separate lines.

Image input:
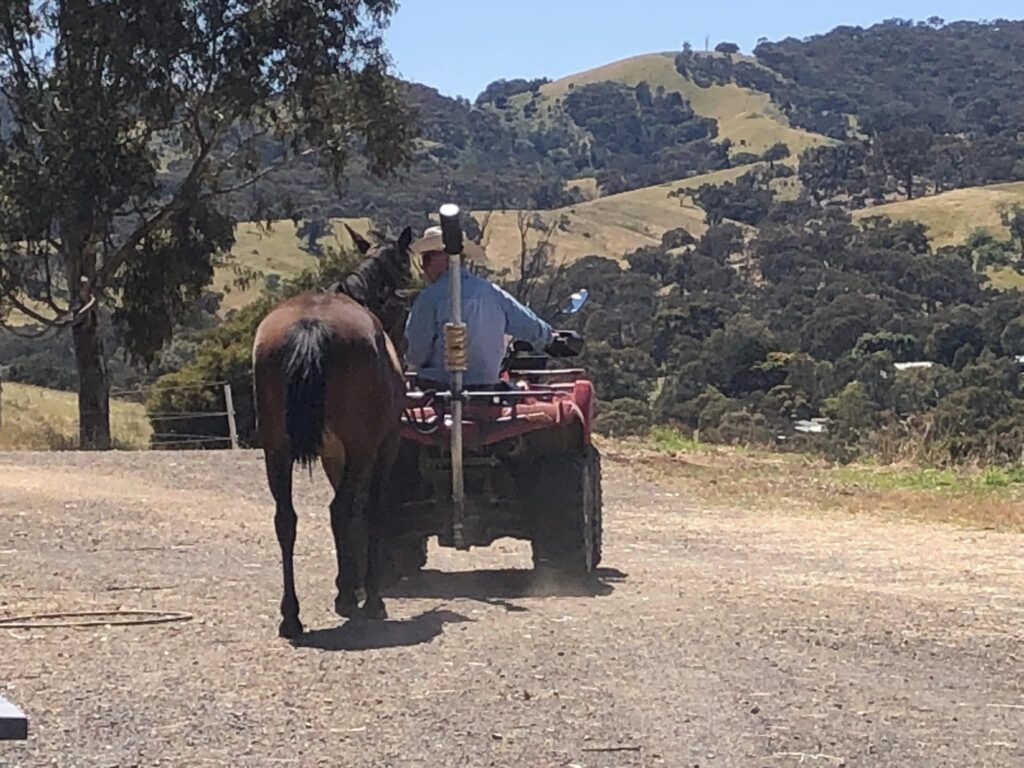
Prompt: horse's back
<box><xmin>254</xmin><ymin>292</ymin><xmax>379</xmax><ymax>359</ymax></box>
<box><xmin>253</xmin><ymin>291</ymin><xmax>405</xmax><ymax>452</ymax></box>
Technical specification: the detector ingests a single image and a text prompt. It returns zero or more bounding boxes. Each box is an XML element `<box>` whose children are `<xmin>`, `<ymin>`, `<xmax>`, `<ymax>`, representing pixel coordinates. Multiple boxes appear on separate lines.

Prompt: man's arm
<box><xmin>493</xmin><ymin>284</ymin><xmax>553</xmax><ymax>350</ymax></box>
<box><xmin>404</xmin><ymin>289</ymin><xmax>437</xmax><ymax>370</ymax></box>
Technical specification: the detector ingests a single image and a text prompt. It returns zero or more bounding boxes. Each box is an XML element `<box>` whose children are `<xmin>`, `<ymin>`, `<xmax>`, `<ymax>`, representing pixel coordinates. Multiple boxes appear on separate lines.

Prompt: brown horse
<box><xmin>252</xmin><ymin>226</ymin><xmax>413</xmax><ymax>638</ymax></box>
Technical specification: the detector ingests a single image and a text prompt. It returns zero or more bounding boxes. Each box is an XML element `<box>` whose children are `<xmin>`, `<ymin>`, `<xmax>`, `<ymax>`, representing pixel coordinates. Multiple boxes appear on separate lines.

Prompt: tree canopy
<box><xmin>0</xmin><ymin>0</ymin><xmax>413</xmax><ymax>447</ymax></box>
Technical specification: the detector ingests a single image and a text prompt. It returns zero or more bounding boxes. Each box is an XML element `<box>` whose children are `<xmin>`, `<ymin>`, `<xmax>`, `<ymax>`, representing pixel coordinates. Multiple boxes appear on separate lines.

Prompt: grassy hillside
<box><xmin>0</xmin><ymin>383</ymin><xmax>151</xmax><ymax>451</ymax></box>
<box><xmin>852</xmin><ymin>182</ymin><xmax>1024</xmax><ymax>290</ymax></box>
<box><xmin>479</xmin><ymin>159</ymin><xmax>812</xmax><ymax>271</ymax></box>
<box><xmin>851</xmin><ymin>182</ymin><xmax>1024</xmax><ymax>247</ymax></box>
<box><xmin>479</xmin><ymin>166</ymin><xmax>754</xmax><ymax>270</ymax></box>
<box><xmin>214</xmin><ymin>217</ymin><xmax>372</xmax><ymax>313</ymax></box>
<box><xmin>533</xmin><ymin>52</ymin><xmax>831</xmax><ymax>157</ymax></box>
<box><xmin>11</xmin><ymin>48</ymin><xmax>1024</xmax><ymax>326</ymax></box>
<box><xmin>225</xmin><ymin>171</ymin><xmax>1024</xmax><ymax>284</ymax></box>
<box><xmin>5</xmin><ymin>52</ymin><xmax>834</xmax><ymax>324</ymax></box>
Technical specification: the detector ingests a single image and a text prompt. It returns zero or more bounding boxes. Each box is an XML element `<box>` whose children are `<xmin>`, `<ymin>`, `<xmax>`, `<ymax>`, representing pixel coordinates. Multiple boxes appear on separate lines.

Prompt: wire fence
<box><xmin>0</xmin><ymin>376</ymin><xmax>244</xmax><ymax>451</ymax></box>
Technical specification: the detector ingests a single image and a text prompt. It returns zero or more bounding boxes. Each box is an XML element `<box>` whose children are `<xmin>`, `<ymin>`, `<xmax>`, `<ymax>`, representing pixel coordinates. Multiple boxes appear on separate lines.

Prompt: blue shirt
<box><xmin>404</xmin><ymin>269</ymin><xmax>553</xmax><ymax>386</ymax></box>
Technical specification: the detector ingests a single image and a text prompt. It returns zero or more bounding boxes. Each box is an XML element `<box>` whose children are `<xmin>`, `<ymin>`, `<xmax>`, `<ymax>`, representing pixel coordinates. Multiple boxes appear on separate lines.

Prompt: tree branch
<box><xmin>1</xmin><ymin>288</ymin><xmax>66</xmax><ymax>327</ymax></box>
<box><xmin>204</xmin><ymin>148</ymin><xmax>315</xmax><ymax>198</ymax></box>
<box><xmin>99</xmin><ymin>119</ymin><xmax>232</xmax><ymax>283</ymax></box>
<box><xmin>39</xmin><ymin>252</ymin><xmax>66</xmax><ymax>316</ymax></box>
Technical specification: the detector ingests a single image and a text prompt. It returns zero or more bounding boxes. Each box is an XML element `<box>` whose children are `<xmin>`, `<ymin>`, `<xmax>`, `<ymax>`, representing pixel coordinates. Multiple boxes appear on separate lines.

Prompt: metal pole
<box><xmin>440</xmin><ymin>203</ymin><xmax>467</xmax><ymax>550</ymax></box>
<box><xmin>223</xmin><ymin>383</ymin><xmax>239</xmax><ymax>450</ymax></box>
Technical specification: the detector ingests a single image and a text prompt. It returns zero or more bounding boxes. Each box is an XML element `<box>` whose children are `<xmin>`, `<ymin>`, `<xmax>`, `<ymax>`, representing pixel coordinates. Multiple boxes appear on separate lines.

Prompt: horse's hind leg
<box><xmin>329</xmin><ymin>454</ymin><xmax>374</xmax><ymax>619</ymax></box>
<box><xmin>363</xmin><ymin>431</ymin><xmax>401</xmax><ymax>621</ymax></box>
<box><xmin>266</xmin><ymin>449</ymin><xmax>303</xmax><ymax>638</ymax></box>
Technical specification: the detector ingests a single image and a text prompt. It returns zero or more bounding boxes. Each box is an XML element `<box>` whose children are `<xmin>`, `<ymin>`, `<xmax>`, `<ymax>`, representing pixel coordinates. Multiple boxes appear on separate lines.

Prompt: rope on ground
<box><xmin>0</xmin><ymin>609</ymin><xmax>194</xmax><ymax>629</ymax></box>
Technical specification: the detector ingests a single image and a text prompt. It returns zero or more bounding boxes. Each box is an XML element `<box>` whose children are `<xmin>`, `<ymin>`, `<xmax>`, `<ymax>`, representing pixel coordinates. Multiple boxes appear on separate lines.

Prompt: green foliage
<box><xmin>647</xmin><ymin>425</ymin><xmax>700</xmax><ymax>452</ymax></box>
<box><xmin>824</xmin><ymin>381</ymin><xmax>878</xmax><ymax>450</ymax></box>
<box><xmin>563</xmin><ymin>81</ymin><xmax>728</xmax><ymax>193</ymax></box>
<box><xmin>0</xmin><ymin>0</ymin><xmax>414</xmax><ymax>447</ymax></box>
<box><xmin>553</xmin><ymin>200</ymin><xmax>1024</xmax><ymax>467</ymax></box>
<box><xmin>833</xmin><ymin>465</ymin><xmax>1024</xmax><ymax>493</ymax></box>
<box><xmin>475</xmin><ymin>78</ymin><xmax>550</xmax><ymax>107</ymax></box>
<box><xmin>593</xmin><ymin>398</ymin><xmax>652</xmax><ymax>438</ymax></box>
<box><xmin>751</xmin><ymin>21</ymin><xmax>1024</xmax><ymax>197</ymax></box>
<box><xmin>682</xmin><ymin>168</ymin><xmax>775</xmax><ymax>226</ymax></box>
<box><xmin>763</xmin><ymin>142</ymin><xmax>790</xmax><ymax>168</ymax></box>
<box><xmin>144</xmin><ymin>244</ymin><xmax>361</xmax><ymax>446</ymax></box>
<box><xmin>145</xmin><ymin>296</ymin><xmax>273</xmax><ymax>448</ymax></box>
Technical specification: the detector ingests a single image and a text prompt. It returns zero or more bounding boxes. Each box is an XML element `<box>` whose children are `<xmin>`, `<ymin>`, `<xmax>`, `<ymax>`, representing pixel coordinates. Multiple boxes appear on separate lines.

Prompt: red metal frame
<box><xmin>400</xmin><ymin>377</ymin><xmax>595</xmax><ymax>450</ymax></box>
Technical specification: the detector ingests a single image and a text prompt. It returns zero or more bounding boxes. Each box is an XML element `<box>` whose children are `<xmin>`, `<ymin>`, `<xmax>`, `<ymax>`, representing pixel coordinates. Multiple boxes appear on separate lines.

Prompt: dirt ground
<box><xmin>0</xmin><ymin>449</ymin><xmax>1021</xmax><ymax>767</ymax></box>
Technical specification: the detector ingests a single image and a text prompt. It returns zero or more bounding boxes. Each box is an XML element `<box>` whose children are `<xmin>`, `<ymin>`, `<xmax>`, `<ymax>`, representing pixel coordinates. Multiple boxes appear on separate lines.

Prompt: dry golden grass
<box><xmin>985</xmin><ymin>265</ymin><xmax>1024</xmax><ymax>290</ymax></box>
<box><xmin>853</xmin><ymin>182</ymin><xmax>1024</xmax><ymax>247</ymax></box>
<box><xmin>480</xmin><ymin>164</ymin><xmax>769</xmax><ymax>272</ymax></box>
<box><xmin>214</xmin><ymin>216</ymin><xmax>372</xmax><ymax>314</ymax></box>
<box><xmin>601</xmin><ymin>435</ymin><xmax>1024</xmax><ymax>534</ymax></box>
<box><xmin>0</xmin><ymin>382</ymin><xmax>152</xmax><ymax>451</ymax></box>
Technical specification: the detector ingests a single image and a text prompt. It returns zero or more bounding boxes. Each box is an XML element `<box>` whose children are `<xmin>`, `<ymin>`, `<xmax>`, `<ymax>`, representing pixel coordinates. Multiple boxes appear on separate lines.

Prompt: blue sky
<box><xmin>384</xmin><ymin>1</ymin><xmax>1022</xmax><ymax>99</ymax></box>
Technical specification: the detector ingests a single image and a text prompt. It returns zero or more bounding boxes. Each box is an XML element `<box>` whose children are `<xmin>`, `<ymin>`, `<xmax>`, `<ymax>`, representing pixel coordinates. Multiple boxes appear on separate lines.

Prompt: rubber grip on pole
<box><xmin>439</xmin><ymin>203</ymin><xmax>463</xmax><ymax>256</ymax></box>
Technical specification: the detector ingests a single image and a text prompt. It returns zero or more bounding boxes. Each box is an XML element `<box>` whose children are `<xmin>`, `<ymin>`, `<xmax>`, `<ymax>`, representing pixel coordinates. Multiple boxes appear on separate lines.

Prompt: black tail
<box><xmin>283</xmin><ymin>318</ymin><xmax>331</xmax><ymax>469</ymax></box>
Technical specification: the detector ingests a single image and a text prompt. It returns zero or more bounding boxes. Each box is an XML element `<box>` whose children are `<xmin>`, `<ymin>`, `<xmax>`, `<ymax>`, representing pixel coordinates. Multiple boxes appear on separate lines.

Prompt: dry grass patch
<box><xmin>0</xmin><ymin>383</ymin><xmax>151</xmax><ymax>451</ymax></box>
<box><xmin>599</xmin><ymin>434</ymin><xmax>1024</xmax><ymax>533</ymax></box>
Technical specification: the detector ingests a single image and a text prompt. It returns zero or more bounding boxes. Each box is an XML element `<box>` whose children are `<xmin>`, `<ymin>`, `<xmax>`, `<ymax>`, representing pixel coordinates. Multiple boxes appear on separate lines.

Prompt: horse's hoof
<box><xmin>363</xmin><ymin>599</ymin><xmax>388</xmax><ymax>621</ymax></box>
<box><xmin>335</xmin><ymin>596</ymin><xmax>361</xmax><ymax>619</ymax></box>
<box><xmin>279</xmin><ymin>617</ymin><xmax>304</xmax><ymax>639</ymax></box>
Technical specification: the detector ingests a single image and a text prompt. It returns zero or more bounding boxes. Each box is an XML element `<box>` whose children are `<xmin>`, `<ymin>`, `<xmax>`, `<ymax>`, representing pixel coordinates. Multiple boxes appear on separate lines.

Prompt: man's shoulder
<box><xmin>413</xmin><ymin>278</ymin><xmax>445</xmax><ymax>304</ymax></box>
<box><xmin>462</xmin><ymin>271</ymin><xmax>503</xmax><ymax>297</ymax></box>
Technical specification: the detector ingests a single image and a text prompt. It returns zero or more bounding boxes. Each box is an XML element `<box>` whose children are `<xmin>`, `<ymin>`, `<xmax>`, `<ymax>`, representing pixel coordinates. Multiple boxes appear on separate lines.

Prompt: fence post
<box><xmin>223</xmin><ymin>383</ymin><xmax>239</xmax><ymax>450</ymax></box>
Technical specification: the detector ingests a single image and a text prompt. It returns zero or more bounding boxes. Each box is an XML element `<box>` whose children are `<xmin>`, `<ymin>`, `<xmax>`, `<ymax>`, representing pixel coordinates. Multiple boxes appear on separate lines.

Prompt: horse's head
<box><xmin>334</xmin><ymin>224</ymin><xmax>415</xmax><ymax>355</ymax></box>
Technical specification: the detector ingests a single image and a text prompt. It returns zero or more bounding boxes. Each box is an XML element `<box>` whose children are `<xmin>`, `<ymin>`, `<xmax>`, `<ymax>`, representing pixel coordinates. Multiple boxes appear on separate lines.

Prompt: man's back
<box><xmin>405</xmin><ymin>269</ymin><xmax>552</xmax><ymax>386</ymax></box>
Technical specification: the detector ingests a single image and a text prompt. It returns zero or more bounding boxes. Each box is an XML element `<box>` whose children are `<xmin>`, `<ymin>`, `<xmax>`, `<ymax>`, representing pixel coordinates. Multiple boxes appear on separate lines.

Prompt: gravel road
<box><xmin>0</xmin><ymin>449</ymin><xmax>1021</xmax><ymax>767</ymax></box>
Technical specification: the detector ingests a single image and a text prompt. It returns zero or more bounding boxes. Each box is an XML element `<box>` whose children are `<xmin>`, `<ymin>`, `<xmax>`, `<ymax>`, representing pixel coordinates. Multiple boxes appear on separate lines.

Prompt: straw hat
<box><xmin>410</xmin><ymin>225</ymin><xmax>488</xmax><ymax>264</ymax></box>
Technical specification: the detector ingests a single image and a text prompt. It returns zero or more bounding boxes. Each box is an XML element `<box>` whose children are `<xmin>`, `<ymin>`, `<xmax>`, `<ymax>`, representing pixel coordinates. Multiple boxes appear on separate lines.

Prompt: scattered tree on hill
<box><xmin>0</xmin><ymin>0</ymin><xmax>413</xmax><ymax>448</ymax></box>
<box><xmin>1001</xmin><ymin>205</ymin><xmax>1024</xmax><ymax>259</ymax></box>
<box><xmin>873</xmin><ymin>126</ymin><xmax>934</xmax><ymax>200</ymax></box>
<box><xmin>297</xmin><ymin>214</ymin><xmax>334</xmax><ymax>257</ymax></box>
<box><xmin>688</xmin><ymin>170</ymin><xmax>776</xmax><ymax>227</ymax></box>
<box><xmin>563</xmin><ymin>81</ymin><xmax>726</xmax><ymax>192</ymax></box>
<box><xmin>763</xmin><ymin>142</ymin><xmax>791</xmax><ymax>169</ymax></box>
<box><xmin>475</xmin><ymin>77</ymin><xmax>551</xmax><ymax>107</ymax></box>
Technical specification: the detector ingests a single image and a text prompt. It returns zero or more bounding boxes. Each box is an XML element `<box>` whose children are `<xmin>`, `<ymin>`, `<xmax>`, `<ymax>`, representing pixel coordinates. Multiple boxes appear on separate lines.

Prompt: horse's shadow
<box><xmin>384</xmin><ymin>566</ymin><xmax>627</xmax><ymax>605</ymax></box>
<box><xmin>293</xmin><ymin>608</ymin><xmax>472</xmax><ymax>652</ymax></box>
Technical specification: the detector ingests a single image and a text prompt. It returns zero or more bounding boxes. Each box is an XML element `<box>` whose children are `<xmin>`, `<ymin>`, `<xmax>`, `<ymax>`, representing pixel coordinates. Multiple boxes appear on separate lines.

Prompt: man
<box><xmin>404</xmin><ymin>226</ymin><xmax>553</xmax><ymax>387</ymax></box>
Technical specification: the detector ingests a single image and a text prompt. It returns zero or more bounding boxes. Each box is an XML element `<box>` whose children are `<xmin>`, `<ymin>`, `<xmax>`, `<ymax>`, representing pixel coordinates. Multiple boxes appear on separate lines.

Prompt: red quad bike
<box><xmin>382</xmin><ymin>206</ymin><xmax>602</xmax><ymax>584</ymax></box>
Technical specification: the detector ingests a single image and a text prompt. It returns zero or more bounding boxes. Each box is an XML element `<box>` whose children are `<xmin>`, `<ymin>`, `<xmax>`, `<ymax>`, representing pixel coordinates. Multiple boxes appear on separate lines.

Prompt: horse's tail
<box><xmin>283</xmin><ymin>318</ymin><xmax>331</xmax><ymax>469</ymax></box>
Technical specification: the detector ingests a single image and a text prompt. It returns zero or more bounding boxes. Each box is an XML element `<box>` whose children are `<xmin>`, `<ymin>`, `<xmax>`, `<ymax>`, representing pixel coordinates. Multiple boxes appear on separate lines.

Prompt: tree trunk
<box><xmin>71</xmin><ymin>306</ymin><xmax>111</xmax><ymax>450</ymax></box>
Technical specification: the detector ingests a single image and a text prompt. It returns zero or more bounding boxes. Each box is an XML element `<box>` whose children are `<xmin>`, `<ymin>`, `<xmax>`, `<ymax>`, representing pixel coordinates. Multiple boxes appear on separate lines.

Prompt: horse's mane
<box><xmin>329</xmin><ymin>243</ymin><xmax>409</xmax><ymax>314</ymax></box>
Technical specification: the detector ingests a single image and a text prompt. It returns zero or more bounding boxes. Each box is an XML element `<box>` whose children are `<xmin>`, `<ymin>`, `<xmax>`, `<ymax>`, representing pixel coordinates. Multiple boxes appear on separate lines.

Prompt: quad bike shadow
<box><xmin>384</xmin><ymin>565</ymin><xmax>628</xmax><ymax>602</ymax></box>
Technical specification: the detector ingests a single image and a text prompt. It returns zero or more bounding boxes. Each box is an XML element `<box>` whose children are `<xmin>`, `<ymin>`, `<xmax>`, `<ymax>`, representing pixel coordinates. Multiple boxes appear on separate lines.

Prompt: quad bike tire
<box><xmin>531</xmin><ymin>445</ymin><xmax>602</xmax><ymax>575</ymax></box>
<box><xmin>381</xmin><ymin>536</ymin><xmax>429</xmax><ymax>586</ymax></box>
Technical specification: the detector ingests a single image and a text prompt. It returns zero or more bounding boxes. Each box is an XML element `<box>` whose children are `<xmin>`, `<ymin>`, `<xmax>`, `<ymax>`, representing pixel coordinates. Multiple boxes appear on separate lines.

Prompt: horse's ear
<box><xmin>344</xmin><ymin>223</ymin><xmax>373</xmax><ymax>255</ymax></box>
<box><xmin>397</xmin><ymin>226</ymin><xmax>413</xmax><ymax>254</ymax></box>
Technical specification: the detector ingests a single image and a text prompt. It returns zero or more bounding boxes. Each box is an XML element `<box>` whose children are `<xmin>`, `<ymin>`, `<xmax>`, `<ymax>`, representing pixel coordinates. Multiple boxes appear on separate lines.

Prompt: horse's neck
<box><xmin>336</xmin><ymin>253</ymin><xmax>407</xmax><ymax>332</ymax></box>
